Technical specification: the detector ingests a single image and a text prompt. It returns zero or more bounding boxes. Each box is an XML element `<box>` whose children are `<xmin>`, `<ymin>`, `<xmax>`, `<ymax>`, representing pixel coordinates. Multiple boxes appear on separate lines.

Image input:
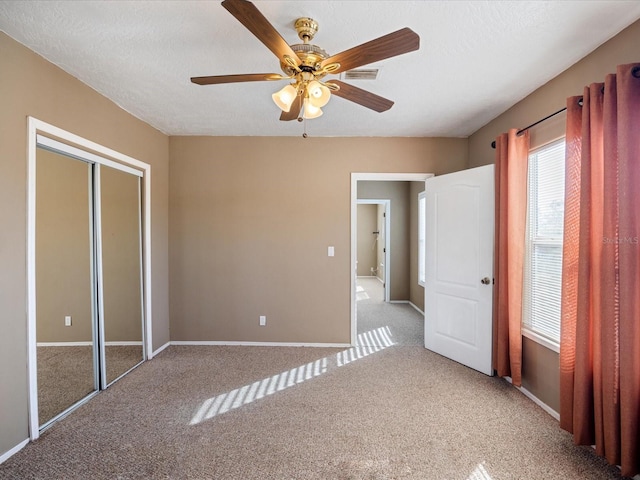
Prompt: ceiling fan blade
<box><xmin>222</xmin><ymin>0</ymin><xmax>302</xmax><ymax>67</ymax></box>
<box><xmin>279</xmin><ymin>94</ymin><xmax>303</xmax><ymax>121</ymax></box>
<box><xmin>191</xmin><ymin>73</ymin><xmax>285</xmax><ymax>85</ymax></box>
<box><xmin>321</xmin><ymin>28</ymin><xmax>419</xmax><ymax>73</ymax></box>
<box><xmin>327</xmin><ymin>80</ymin><xmax>394</xmax><ymax>112</ymax></box>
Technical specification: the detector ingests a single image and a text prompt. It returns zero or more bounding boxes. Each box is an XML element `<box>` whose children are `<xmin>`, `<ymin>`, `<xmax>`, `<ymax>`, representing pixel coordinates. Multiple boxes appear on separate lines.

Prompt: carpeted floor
<box><xmin>356</xmin><ymin>277</ymin><xmax>423</xmax><ymax>347</ymax></box>
<box><xmin>1</xmin><ymin>281</ymin><xmax>629</xmax><ymax>479</ymax></box>
<box><xmin>356</xmin><ymin>276</ymin><xmax>385</xmax><ymax>304</ymax></box>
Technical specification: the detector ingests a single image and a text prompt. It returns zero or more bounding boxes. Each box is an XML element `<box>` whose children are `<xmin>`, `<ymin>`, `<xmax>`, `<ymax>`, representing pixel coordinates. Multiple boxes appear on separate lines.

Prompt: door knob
<box><xmin>481</xmin><ymin>277</ymin><xmax>491</xmax><ymax>285</ymax></box>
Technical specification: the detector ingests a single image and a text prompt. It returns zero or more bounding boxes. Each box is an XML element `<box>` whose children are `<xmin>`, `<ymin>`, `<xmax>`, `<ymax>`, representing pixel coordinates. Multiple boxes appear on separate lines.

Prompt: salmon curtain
<box><xmin>559</xmin><ymin>63</ymin><xmax>640</xmax><ymax>477</ymax></box>
<box><xmin>493</xmin><ymin>128</ymin><xmax>530</xmax><ymax>386</ymax></box>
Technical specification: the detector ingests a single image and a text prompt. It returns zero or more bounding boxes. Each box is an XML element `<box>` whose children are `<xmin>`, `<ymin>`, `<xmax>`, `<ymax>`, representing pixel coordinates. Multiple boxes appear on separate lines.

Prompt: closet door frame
<box><xmin>26</xmin><ymin>117</ymin><xmax>153</xmax><ymax>441</ymax></box>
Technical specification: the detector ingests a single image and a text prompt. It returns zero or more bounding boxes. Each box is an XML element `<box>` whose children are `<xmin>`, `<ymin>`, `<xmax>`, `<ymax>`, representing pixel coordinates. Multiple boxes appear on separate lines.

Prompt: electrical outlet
<box><xmin>64</xmin><ymin>315</ymin><xmax>72</xmax><ymax>327</ymax></box>
<box><xmin>259</xmin><ymin>315</ymin><xmax>266</xmax><ymax>326</ymax></box>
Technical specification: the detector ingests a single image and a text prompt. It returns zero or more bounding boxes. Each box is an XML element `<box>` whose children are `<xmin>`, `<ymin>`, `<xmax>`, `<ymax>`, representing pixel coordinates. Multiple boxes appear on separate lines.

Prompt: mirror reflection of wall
<box><xmin>34</xmin><ymin>140</ymin><xmax>146</xmax><ymax>430</ymax></box>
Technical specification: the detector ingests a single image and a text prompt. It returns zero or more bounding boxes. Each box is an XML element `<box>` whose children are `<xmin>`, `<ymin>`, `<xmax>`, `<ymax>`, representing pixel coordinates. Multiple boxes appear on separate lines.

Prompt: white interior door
<box><xmin>424</xmin><ymin>165</ymin><xmax>494</xmax><ymax>375</ymax></box>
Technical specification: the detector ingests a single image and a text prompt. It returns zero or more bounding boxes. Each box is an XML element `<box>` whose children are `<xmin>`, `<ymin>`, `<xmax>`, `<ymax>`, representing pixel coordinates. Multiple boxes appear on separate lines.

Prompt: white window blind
<box><xmin>418</xmin><ymin>191</ymin><xmax>426</xmax><ymax>286</ymax></box>
<box><xmin>523</xmin><ymin>139</ymin><xmax>565</xmax><ymax>344</ymax></box>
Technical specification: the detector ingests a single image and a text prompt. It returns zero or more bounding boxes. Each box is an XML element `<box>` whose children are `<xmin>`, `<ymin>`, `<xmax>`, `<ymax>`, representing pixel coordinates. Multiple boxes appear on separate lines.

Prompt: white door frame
<box><xmin>350</xmin><ymin>173</ymin><xmax>433</xmax><ymax>345</ymax></box>
<box><xmin>26</xmin><ymin>117</ymin><xmax>153</xmax><ymax>440</ymax></box>
<box><xmin>356</xmin><ymin>199</ymin><xmax>391</xmax><ymax>302</ymax></box>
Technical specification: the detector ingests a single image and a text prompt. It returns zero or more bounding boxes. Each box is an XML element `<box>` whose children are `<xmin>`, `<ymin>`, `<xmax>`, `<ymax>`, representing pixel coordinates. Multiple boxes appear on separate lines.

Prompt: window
<box><xmin>523</xmin><ymin>139</ymin><xmax>565</xmax><ymax>347</ymax></box>
<box><xmin>418</xmin><ymin>191</ymin><xmax>426</xmax><ymax>286</ymax></box>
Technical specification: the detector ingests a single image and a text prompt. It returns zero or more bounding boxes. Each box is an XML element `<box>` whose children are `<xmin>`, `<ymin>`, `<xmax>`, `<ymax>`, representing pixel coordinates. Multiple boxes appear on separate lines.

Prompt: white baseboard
<box><xmin>519</xmin><ymin>385</ymin><xmax>560</xmax><ymax>420</ymax></box>
<box><xmin>409</xmin><ymin>302</ymin><xmax>424</xmax><ymax>316</ymax></box>
<box><xmin>389</xmin><ymin>300</ymin><xmax>409</xmax><ymax>304</ymax></box>
<box><xmin>151</xmin><ymin>341</ymin><xmax>171</xmax><ymax>357</ymax></box>
<box><xmin>356</xmin><ymin>275</ymin><xmax>384</xmax><ymax>283</ymax></box>
<box><xmin>171</xmin><ymin>341</ymin><xmax>351</xmax><ymax>348</ymax></box>
<box><xmin>0</xmin><ymin>438</ymin><xmax>28</xmax><ymax>465</ymax></box>
<box><xmin>504</xmin><ymin>376</ymin><xmax>560</xmax><ymax>420</ymax></box>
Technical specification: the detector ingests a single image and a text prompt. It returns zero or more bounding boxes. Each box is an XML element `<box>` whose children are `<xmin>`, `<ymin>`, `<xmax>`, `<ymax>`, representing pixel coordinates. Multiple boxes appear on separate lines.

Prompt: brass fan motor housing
<box><xmin>280</xmin><ymin>43</ymin><xmax>330</xmax><ymax>77</ymax></box>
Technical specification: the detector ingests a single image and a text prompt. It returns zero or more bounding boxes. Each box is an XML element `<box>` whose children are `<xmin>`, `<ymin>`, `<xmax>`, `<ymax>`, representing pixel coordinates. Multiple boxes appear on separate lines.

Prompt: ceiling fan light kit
<box><xmin>302</xmin><ymin>98</ymin><xmax>323</xmax><ymax>119</ymax></box>
<box><xmin>307</xmin><ymin>81</ymin><xmax>331</xmax><ymax>108</ymax></box>
<box><xmin>271</xmin><ymin>84</ymin><xmax>298</xmax><ymax>112</ymax></box>
<box><xmin>191</xmin><ymin>0</ymin><xmax>420</xmax><ymax>128</ymax></box>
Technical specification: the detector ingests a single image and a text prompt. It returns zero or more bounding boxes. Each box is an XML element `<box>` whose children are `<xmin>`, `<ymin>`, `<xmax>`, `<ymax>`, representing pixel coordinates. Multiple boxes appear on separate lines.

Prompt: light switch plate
<box><xmin>328</xmin><ymin>246</ymin><xmax>335</xmax><ymax>257</ymax></box>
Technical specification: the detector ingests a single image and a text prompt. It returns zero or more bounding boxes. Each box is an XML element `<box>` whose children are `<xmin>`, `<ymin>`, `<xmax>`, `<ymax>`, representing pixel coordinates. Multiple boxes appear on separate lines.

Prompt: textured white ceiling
<box><xmin>1</xmin><ymin>1</ymin><xmax>639</xmax><ymax>137</ymax></box>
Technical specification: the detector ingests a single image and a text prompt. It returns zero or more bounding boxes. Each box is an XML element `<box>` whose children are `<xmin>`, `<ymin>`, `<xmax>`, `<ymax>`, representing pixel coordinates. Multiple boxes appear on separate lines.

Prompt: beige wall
<box><xmin>358</xmin><ymin>181</ymin><xmax>411</xmax><ymax>301</ymax></box>
<box><xmin>0</xmin><ymin>33</ymin><xmax>169</xmax><ymax>457</ymax></box>
<box><xmin>169</xmin><ymin>136</ymin><xmax>467</xmax><ymax>343</ymax></box>
<box><xmin>356</xmin><ymin>204</ymin><xmax>377</xmax><ymax>277</ymax></box>
<box><xmin>467</xmin><ymin>19</ymin><xmax>640</xmax><ymax>412</ymax></box>
<box><xmin>409</xmin><ymin>182</ymin><xmax>425</xmax><ymax>312</ymax></box>
<box><xmin>522</xmin><ymin>337</ymin><xmax>560</xmax><ymax>413</ymax></box>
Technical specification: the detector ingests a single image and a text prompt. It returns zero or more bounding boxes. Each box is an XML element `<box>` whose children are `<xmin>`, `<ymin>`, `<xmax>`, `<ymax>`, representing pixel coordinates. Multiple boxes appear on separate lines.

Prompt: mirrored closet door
<box><xmin>35</xmin><ymin>147</ymin><xmax>98</xmax><ymax>428</ymax></box>
<box><xmin>35</xmin><ymin>137</ymin><xmax>145</xmax><ymax>430</ymax></box>
<box><xmin>99</xmin><ymin>165</ymin><xmax>144</xmax><ymax>386</ymax></box>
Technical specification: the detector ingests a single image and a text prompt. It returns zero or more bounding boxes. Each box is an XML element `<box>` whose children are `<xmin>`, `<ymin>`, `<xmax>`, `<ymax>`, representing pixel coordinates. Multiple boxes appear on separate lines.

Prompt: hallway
<box><xmin>356</xmin><ymin>277</ymin><xmax>423</xmax><ymax>347</ymax></box>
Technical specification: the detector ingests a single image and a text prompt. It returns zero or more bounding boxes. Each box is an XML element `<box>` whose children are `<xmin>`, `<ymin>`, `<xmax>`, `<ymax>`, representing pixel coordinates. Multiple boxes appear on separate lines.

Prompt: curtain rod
<box><xmin>490</xmin><ymin>106</ymin><xmax>567</xmax><ymax>149</ymax></box>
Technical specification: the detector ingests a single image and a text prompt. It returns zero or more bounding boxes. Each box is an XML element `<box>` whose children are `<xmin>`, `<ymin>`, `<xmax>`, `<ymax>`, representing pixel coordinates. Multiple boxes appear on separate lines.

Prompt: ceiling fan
<box><xmin>191</xmin><ymin>0</ymin><xmax>420</xmax><ymax>122</ymax></box>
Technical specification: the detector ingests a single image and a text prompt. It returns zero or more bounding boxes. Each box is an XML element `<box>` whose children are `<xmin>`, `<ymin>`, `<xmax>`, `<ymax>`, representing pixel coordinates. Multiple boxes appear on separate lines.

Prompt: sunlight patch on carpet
<box><xmin>189</xmin><ymin>357</ymin><xmax>328</xmax><ymax>424</ymax></box>
<box><xmin>466</xmin><ymin>462</ymin><xmax>493</xmax><ymax>480</ymax></box>
<box><xmin>339</xmin><ymin>326</ymin><xmax>394</xmax><ymax>366</ymax></box>
<box><xmin>189</xmin><ymin>326</ymin><xmax>395</xmax><ymax>425</ymax></box>
<box><xmin>356</xmin><ymin>284</ymin><xmax>370</xmax><ymax>301</ymax></box>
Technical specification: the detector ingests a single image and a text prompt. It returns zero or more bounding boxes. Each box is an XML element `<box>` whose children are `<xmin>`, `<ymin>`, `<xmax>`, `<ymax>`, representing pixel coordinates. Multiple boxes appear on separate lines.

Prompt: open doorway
<box><xmin>356</xmin><ymin>199</ymin><xmax>390</xmax><ymax>303</ymax></box>
<box><xmin>351</xmin><ymin>173</ymin><xmax>433</xmax><ymax>346</ymax></box>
